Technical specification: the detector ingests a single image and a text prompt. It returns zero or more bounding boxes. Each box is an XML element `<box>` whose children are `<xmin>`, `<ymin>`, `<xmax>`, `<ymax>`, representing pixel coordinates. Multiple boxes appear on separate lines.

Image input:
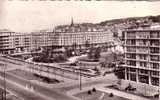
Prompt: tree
<box><xmin>109</xmin><ymin>93</ymin><xmax>114</xmax><ymax>97</ymax></box>
<box><xmin>87</xmin><ymin>47</ymin><xmax>94</xmax><ymax>59</ymax></box>
<box><xmin>114</xmin><ymin>67</ymin><xmax>125</xmax><ymax>79</ymax></box>
<box><xmin>85</xmin><ymin>40</ymin><xmax>90</xmax><ymax>48</ymax></box>
<box><xmin>94</xmin><ymin>47</ymin><xmax>101</xmax><ymax>60</ymax></box>
<box><xmin>87</xmin><ymin>90</ymin><xmax>92</xmax><ymax>95</ymax></box>
<box><xmin>64</xmin><ymin>47</ymin><xmax>72</xmax><ymax>57</ymax></box>
<box><xmin>92</xmin><ymin>87</ymin><xmax>96</xmax><ymax>92</ymax></box>
<box><xmin>72</xmin><ymin>42</ymin><xmax>77</xmax><ymax>50</ymax></box>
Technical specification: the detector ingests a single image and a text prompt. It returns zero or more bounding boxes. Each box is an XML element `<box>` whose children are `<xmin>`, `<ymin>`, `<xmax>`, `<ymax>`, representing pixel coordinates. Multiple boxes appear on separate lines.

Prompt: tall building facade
<box><xmin>0</xmin><ymin>29</ymin><xmax>113</xmax><ymax>54</ymax></box>
<box><xmin>53</xmin><ymin>31</ymin><xmax>113</xmax><ymax>47</ymax></box>
<box><xmin>0</xmin><ymin>30</ymin><xmax>15</xmax><ymax>54</ymax></box>
<box><xmin>31</xmin><ymin>32</ymin><xmax>54</xmax><ymax>50</ymax></box>
<box><xmin>120</xmin><ymin>29</ymin><xmax>160</xmax><ymax>86</ymax></box>
<box><xmin>13</xmin><ymin>33</ymin><xmax>32</xmax><ymax>53</ymax></box>
<box><xmin>0</xmin><ymin>30</ymin><xmax>32</xmax><ymax>54</ymax></box>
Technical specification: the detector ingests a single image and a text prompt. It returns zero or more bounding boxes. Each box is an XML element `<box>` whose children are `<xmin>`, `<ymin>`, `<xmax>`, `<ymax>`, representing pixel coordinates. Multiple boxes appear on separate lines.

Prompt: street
<box><xmin>0</xmin><ymin>71</ymin><xmax>76</xmax><ymax>100</ymax></box>
<box><xmin>0</xmin><ymin>77</ymin><xmax>51</xmax><ymax>100</ymax></box>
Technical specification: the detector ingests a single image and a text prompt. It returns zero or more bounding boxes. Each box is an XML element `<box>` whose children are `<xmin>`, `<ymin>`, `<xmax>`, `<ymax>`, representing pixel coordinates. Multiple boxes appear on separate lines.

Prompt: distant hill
<box><xmin>55</xmin><ymin>15</ymin><xmax>160</xmax><ymax>35</ymax></box>
<box><xmin>97</xmin><ymin>15</ymin><xmax>160</xmax><ymax>26</ymax></box>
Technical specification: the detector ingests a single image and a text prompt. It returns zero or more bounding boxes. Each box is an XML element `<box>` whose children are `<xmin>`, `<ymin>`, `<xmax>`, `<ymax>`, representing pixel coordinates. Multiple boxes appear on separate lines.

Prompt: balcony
<box><xmin>126</xmin><ymin>35</ymin><xmax>136</xmax><ymax>39</ymax></box>
<box><xmin>126</xmin><ymin>50</ymin><xmax>136</xmax><ymax>53</ymax></box>
<box><xmin>150</xmin><ymin>44</ymin><xmax>159</xmax><ymax>48</ymax></box>
<box><xmin>151</xmin><ymin>72</ymin><xmax>159</xmax><ymax>77</ymax></box>
<box><xmin>136</xmin><ymin>35</ymin><xmax>149</xmax><ymax>39</ymax></box>
<box><xmin>139</xmin><ymin>71</ymin><xmax>148</xmax><ymax>76</ymax></box>
<box><xmin>137</xmin><ymin>59</ymin><xmax>148</xmax><ymax>62</ymax></box>
<box><xmin>150</xmin><ymin>50</ymin><xmax>159</xmax><ymax>54</ymax></box>
<box><xmin>150</xmin><ymin>55</ymin><xmax>159</xmax><ymax>62</ymax></box>
<box><xmin>150</xmin><ymin>65</ymin><xmax>159</xmax><ymax>70</ymax></box>
<box><xmin>136</xmin><ymin>50</ymin><xmax>149</xmax><ymax>54</ymax></box>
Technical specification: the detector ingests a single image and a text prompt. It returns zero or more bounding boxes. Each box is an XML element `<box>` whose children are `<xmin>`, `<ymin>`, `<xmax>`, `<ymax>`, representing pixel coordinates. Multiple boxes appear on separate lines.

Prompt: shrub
<box><xmin>109</xmin><ymin>93</ymin><xmax>114</xmax><ymax>97</ymax></box>
<box><xmin>92</xmin><ymin>87</ymin><xmax>96</xmax><ymax>92</ymax></box>
<box><xmin>87</xmin><ymin>90</ymin><xmax>92</xmax><ymax>95</ymax></box>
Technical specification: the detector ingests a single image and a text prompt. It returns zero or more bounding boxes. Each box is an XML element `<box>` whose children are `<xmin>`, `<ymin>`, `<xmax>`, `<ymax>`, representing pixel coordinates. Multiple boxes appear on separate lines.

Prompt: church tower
<box><xmin>71</xmin><ymin>17</ymin><xmax>74</xmax><ymax>26</ymax></box>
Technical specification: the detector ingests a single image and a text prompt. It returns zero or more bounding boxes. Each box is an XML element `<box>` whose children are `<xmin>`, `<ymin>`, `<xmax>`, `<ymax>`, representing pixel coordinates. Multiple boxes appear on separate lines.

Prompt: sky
<box><xmin>0</xmin><ymin>1</ymin><xmax>160</xmax><ymax>32</ymax></box>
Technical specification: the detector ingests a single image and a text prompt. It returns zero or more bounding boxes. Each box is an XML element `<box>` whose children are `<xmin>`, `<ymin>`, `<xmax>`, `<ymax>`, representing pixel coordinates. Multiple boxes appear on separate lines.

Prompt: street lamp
<box><xmin>80</xmin><ymin>66</ymin><xmax>82</xmax><ymax>90</ymax></box>
<box><xmin>78</xmin><ymin>62</ymin><xmax>82</xmax><ymax>91</ymax></box>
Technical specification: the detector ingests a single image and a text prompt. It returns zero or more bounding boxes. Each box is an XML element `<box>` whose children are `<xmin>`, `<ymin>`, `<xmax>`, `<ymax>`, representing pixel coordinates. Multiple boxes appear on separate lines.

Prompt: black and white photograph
<box><xmin>0</xmin><ymin>0</ymin><xmax>160</xmax><ymax>100</ymax></box>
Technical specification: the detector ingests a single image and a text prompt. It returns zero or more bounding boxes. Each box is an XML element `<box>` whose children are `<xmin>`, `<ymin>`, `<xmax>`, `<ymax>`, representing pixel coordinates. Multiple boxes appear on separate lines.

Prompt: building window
<box><xmin>127</xmin><ymin>32</ymin><xmax>136</xmax><ymax>39</ymax></box>
<box><xmin>150</xmin><ymin>63</ymin><xmax>159</xmax><ymax>69</ymax></box>
<box><xmin>137</xmin><ymin>40</ymin><xmax>147</xmax><ymax>46</ymax></box>
<box><xmin>127</xmin><ymin>61</ymin><xmax>136</xmax><ymax>66</ymax></box>
<box><xmin>150</xmin><ymin>47</ymin><xmax>159</xmax><ymax>54</ymax></box>
<box><xmin>150</xmin><ymin>32</ymin><xmax>159</xmax><ymax>38</ymax></box>
<box><xmin>126</xmin><ymin>54</ymin><xmax>136</xmax><ymax>59</ymax></box>
<box><xmin>139</xmin><ymin>69</ymin><xmax>148</xmax><ymax>75</ymax></box>
<box><xmin>126</xmin><ymin>40</ymin><xmax>136</xmax><ymax>45</ymax></box>
<box><xmin>150</xmin><ymin>55</ymin><xmax>159</xmax><ymax>61</ymax></box>
<box><xmin>130</xmin><ymin>68</ymin><xmax>136</xmax><ymax>72</ymax></box>
<box><xmin>139</xmin><ymin>54</ymin><xmax>147</xmax><ymax>60</ymax></box>
<box><xmin>136</xmin><ymin>32</ymin><xmax>149</xmax><ymax>39</ymax></box>
<box><xmin>151</xmin><ymin>77</ymin><xmax>159</xmax><ymax>86</ymax></box>
<box><xmin>140</xmin><ymin>62</ymin><xmax>147</xmax><ymax>67</ymax></box>
<box><xmin>137</xmin><ymin>47</ymin><xmax>148</xmax><ymax>53</ymax></box>
<box><xmin>150</xmin><ymin>40</ymin><xmax>159</xmax><ymax>46</ymax></box>
<box><xmin>127</xmin><ymin>47</ymin><xmax>136</xmax><ymax>52</ymax></box>
<box><xmin>139</xmin><ymin>75</ymin><xmax>149</xmax><ymax>84</ymax></box>
<box><xmin>151</xmin><ymin>71</ymin><xmax>159</xmax><ymax>76</ymax></box>
<box><xmin>130</xmin><ymin>74</ymin><xmax>136</xmax><ymax>82</ymax></box>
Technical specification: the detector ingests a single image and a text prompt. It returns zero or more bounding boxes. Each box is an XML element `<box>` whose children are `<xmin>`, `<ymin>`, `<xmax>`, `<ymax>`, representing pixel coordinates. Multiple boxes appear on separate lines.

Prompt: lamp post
<box><xmin>78</xmin><ymin>62</ymin><xmax>82</xmax><ymax>91</ymax></box>
<box><xmin>80</xmin><ymin>66</ymin><xmax>82</xmax><ymax>90</ymax></box>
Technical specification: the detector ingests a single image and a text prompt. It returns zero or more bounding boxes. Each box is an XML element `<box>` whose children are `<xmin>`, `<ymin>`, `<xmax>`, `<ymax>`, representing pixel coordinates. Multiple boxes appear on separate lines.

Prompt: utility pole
<box><xmin>1</xmin><ymin>63</ymin><xmax>6</xmax><ymax>100</ymax></box>
<box><xmin>158</xmin><ymin>38</ymin><xmax>160</xmax><ymax>100</ymax></box>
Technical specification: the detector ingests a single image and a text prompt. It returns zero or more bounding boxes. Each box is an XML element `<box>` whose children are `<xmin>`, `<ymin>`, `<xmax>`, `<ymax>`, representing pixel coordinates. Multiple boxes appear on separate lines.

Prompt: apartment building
<box><xmin>31</xmin><ymin>32</ymin><xmax>53</xmax><ymax>50</ymax></box>
<box><xmin>53</xmin><ymin>31</ymin><xmax>113</xmax><ymax>47</ymax></box>
<box><xmin>0</xmin><ymin>30</ymin><xmax>32</xmax><ymax>54</ymax></box>
<box><xmin>13</xmin><ymin>33</ymin><xmax>32</xmax><ymax>53</ymax></box>
<box><xmin>52</xmin><ymin>19</ymin><xmax>113</xmax><ymax>48</ymax></box>
<box><xmin>0</xmin><ymin>29</ymin><xmax>113</xmax><ymax>54</ymax></box>
<box><xmin>0</xmin><ymin>29</ymin><xmax>15</xmax><ymax>54</ymax></box>
<box><xmin>120</xmin><ymin>29</ymin><xmax>160</xmax><ymax>86</ymax></box>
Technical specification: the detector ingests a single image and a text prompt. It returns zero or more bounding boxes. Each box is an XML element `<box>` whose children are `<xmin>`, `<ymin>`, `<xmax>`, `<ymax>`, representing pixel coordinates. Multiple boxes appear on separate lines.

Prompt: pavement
<box><xmin>98</xmin><ymin>86</ymin><xmax>151</xmax><ymax>100</ymax></box>
<box><xmin>118</xmin><ymin>80</ymin><xmax>159</xmax><ymax>97</ymax></box>
<box><xmin>67</xmin><ymin>83</ymin><xmax>151</xmax><ymax>100</ymax></box>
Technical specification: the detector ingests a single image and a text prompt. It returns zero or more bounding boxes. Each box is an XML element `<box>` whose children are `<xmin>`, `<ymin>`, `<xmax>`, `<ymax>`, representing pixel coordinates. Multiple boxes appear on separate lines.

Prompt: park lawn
<box><xmin>74</xmin><ymin>90</ymin><xmax>129</xmax><ymax>100</ymax></box>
